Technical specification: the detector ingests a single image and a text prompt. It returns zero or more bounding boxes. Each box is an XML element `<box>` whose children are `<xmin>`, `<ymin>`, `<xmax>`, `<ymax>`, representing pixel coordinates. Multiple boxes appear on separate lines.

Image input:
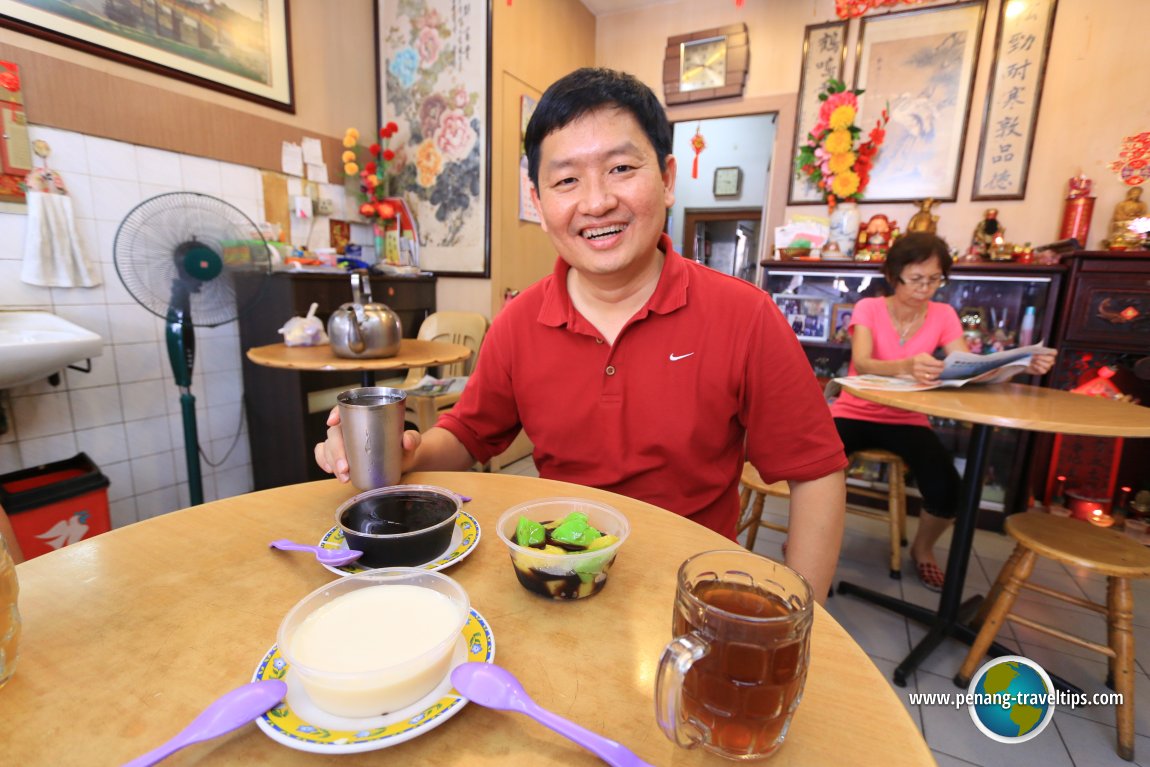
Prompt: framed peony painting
<box><xmin>377</xmin><ymin>0</ymin><xmax>491</xmax><ymax>277</ymax></box>
<box><xmin>853</xmin><ymin>1</ymin><xmax>986</xmax><ymax>203</ymax></box>
<box><xmin>0</xmin><ymin>0</ymin><xmax>293</xmax><ymax>110</ymax></box>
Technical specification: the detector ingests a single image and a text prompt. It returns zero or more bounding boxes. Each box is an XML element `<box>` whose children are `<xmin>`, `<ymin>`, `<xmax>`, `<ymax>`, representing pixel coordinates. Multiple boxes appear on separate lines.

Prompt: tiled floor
<box><xmin>498</xmin><ymin>456</ymin><xmax>1150</xmax><ymax>766</ymax></box>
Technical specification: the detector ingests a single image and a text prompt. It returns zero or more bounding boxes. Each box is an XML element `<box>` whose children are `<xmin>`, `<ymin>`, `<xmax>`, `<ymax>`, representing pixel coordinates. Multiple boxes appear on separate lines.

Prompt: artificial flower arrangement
<box><xmin>796</xmin><ymin>79</ymin><xmax>890</xmax><ymax>206</ymax></box>
<box><xmin>341</xmin><ymin>122</ymin><xmax>419</xmax><ymax>267</ymax></box>
<box><xmin>342</xmin><ymin>121</ymin><xmax>400</xmax><ymax>223</ymax></box>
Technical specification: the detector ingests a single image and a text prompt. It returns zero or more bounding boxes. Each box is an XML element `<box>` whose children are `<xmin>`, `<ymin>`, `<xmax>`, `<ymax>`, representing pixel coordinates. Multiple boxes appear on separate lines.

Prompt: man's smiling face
<box><xmin>530</xmin><ymin>106</ymin><xmax>676</xmax><ymax>283</ymax></box>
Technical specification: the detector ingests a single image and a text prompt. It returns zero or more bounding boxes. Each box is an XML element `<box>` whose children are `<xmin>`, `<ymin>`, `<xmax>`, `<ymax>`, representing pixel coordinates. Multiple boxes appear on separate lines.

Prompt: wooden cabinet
<box><xmin>235</xmin><ymin>272</ymin><xmax>436</xmax><ymax>490</ymax></box>
<box><xmin>1033</xmin><ymin>252</ymin><xmax>1150</xmax><ymax>511</ymax></box>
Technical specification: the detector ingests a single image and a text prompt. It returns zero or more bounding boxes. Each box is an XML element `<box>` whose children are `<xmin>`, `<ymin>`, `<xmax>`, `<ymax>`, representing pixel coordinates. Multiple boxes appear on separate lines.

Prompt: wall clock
<box><xmin>714</xmin><ymin>166</ymin><xmax>742</xmax><ymax>197</ymax></box>
<box><xmin>664</xmin><ymin>23</ymin><xmax>748</xmax><ymax>106</ymax></box>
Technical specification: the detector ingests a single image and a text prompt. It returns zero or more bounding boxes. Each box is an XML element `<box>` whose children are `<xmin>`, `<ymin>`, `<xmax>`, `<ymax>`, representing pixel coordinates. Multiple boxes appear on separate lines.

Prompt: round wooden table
<box><xmin>246</xmin><ymin>339</ymin><xmax>472</xmax><ymax>387</ymax></box>
<box><xmin>837</xmin><ymin>382</ymin><xmax>1150</xmax><ymax>686</ymax></box>
<box><xmin>3</xmin><ymin>472</ymin><xmax>932</xmax><ymax>766</ymax></box>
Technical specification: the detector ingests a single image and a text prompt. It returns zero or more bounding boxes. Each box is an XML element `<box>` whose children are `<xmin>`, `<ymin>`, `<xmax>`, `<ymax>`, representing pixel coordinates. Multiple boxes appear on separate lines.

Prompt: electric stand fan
<box><xmin>113</xmin><ymin>192</ymin><xmax>270</xmax><ymax>506</ymax></box>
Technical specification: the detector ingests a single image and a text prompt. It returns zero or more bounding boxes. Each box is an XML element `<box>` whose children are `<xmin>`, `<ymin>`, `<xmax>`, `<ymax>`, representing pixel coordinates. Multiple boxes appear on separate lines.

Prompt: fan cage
<box><xmin>114</xmin><ymin>192</ymin><xmax>271</xmax><ymax>327</ymax></box>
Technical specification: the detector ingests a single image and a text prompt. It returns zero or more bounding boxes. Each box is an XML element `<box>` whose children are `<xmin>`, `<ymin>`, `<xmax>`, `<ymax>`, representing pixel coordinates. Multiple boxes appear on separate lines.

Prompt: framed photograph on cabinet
<box><xmin>378</xmin><ymin>0</ymin><xmax>491</xmax><ymax>277</ymax></box>
<box><xmin>788</xmin><ymin>20</ymin><xmax>848</xmax><ymax>205</ymax></box>
<box><xmin>772</xmin><ymin>294</ymin><xmax>831</xmax><ymax>342</ymax></box>
<box><xmin>831</xmin><ymin>302</ymin><xmax>855</xmax><ymax>343</ymax></box>
<box><xmin>971</xmin><ymin>0</ymin><xmax>1058</xmax><ymax>200</ymax></box>
<box><xmin>0</xmin><ymin>0</ymin><xmax>293</xmax><ymax>110</ymax></box>
<box><xmin>853</xmin><ymin>1</ymin><xmax>986</xmax><ymax>202</ymax></box>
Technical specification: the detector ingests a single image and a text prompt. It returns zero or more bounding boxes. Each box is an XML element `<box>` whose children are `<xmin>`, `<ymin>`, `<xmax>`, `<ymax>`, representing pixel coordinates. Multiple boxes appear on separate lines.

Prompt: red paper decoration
<box><xmin>1109</xmin><ymin>131</ymin><xmax>1150</xmax><ymax>186</ymax></box>
<box><xmin>690</xmin><ymin>126</ymin><xmax>705</xmax><ymax>180</ymax></box>
<box><xmin>835</xmin><ymin>0</ymin><xmax>928</xmax><ymax>19</ymax></box>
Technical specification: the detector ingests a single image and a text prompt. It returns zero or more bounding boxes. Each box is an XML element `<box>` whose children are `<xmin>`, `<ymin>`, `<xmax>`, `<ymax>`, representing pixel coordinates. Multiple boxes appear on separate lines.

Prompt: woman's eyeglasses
<box><xmin>899</xmin><ymin>275</ymin><xmax>947</xmax><ymax>288</ymax></box>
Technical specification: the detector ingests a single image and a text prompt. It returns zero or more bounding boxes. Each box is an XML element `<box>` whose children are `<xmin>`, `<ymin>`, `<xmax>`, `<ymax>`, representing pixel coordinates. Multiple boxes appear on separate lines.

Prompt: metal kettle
<box><xmin>327</xmin><ymin>271</ymin><xmax>402</xmax><ymax>358</ymax></box>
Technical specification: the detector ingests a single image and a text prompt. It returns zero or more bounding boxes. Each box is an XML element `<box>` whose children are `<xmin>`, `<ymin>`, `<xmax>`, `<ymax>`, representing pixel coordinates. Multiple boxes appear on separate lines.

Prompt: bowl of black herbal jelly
<box><xmin>336</xmin><ymin>485</ymin><xmax>461</xmax><ymax>568</ymax></box>
<box><xmin>495</xmin><ymin>497</ymin><xmax>629</xmax><ymax>600</ymax></box>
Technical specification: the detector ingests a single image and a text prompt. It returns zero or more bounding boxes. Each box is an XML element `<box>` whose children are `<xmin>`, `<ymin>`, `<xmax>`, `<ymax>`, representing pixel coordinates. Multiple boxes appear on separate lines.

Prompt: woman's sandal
<box><xmin>911</xmin><ymin>557</ymin><xmax>945</xmax><ymax>592</ymax></box>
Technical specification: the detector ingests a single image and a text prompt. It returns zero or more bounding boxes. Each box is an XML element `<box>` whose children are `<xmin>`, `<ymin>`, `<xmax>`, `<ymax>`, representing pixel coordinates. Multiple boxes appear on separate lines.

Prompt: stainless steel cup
<box><xmin>336</xmin><ymin>387</ymin><xmax>406</xmax><ymax>490</ymax></box>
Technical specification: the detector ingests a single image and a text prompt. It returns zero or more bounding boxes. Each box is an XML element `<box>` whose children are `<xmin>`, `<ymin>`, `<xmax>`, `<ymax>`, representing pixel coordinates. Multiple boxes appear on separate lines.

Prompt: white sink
<box><xmin>0</xmin><ymin>311</ymin><xmax>104</xmax><ymax>389</ymax></box>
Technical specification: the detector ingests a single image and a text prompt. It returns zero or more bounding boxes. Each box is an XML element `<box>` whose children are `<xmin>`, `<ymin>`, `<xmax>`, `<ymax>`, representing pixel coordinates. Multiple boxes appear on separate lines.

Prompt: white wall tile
<box><xmin>180</xmin><ymin>156</ymin><xmax>222</xmax><ymax>196</ymax></box>
<box><xmin>113</xmin><ymin>342</ymin><xmax>165</xmax><ymax>382</ymax></box>
<box><xmin>138</xmin><ymin>182</ymin><xmax>182</xmax><ymax>202</ymax></box>
<box><xmin>130</xmin><ymin>451</ymin><xmax>175</xmax><ymax>495</ymax></box>
<box><xmin>9</xmin><ymin>391</ymin><xmax>73</xmax><ymax>439</ymax></box>
<box><xmin>0</xmin><ymin>442</ymin><xmax>21</xmax><ymax>474</ymax></box>
<box><xmin>119</xmin><ymin>380</ymin><xmax>168</xmax><ymax>421</ymax></box>
<box><xmin>107</xmin><ymin>304</ymin><xmax>159</xmax><ymax>344</ymax></box>
<box><xmin>108</xmin><ymin>497</ymin><xmax>138</xmax><ymax>529</ymax></box>
<box><xmin>135</xmin><ymin>147</ymin><xmax>183</xmax><ymax>187</ymax></box>
<box><xmin>64</xmin><ymin>353</ymin><xmax>118</xmax><ymax>390</ymax></box>
<box><xmin>68</xmin><ymin>386</ymin><xmax>123</xmax><ymax>430</ymax></box>
<box><xmin>202</xmin><ymin>370</ymin><xmax>242</xmax><ymax>406</ymax></box>
<box><xmin>0</xmin><ymin>260</ymin><xmax>52</xmax><ymax>307</ymax></box>
<box><xmin>101</xmin><ymin>459</ymin><xmax>133</xmax><ymax>502</ymax></box>
<box><xmin>220</xmin><ymin>163</ymin><xmax>260</xmax><ymax>201</ymax></box>
<box><xmin>124</xmin><ymin>417</ymin><xmax>173</xmax><ymax>458</ymax></box>
<box><xmin>76</xmin><ymin>424</ymin><xmax>130</xmax><ymax>466</ymax></box>
<box><xmin>135</xmin><ymin>484</ymin><xmax>181</xmax><ymax>520</ymax></box>
<box><xmin>54</xmin><ymin>304</ymin><xmax>111</xmax><ymax>338</ymax></box>
<box><xmin>18</xmin><ymin>433</ymin><xmax>79</xmax><ymax>467</ymax></box>
<box><xmin>214</xmin><ymin>464</ymin><xmax>253</xmax><ymax>499</ymax></box>
<box><xmin>93</xmin><ymin>219</ymin><xmax>120</xmax><ymax>267</ymax></box>
<box><xmin>0</xmin><ymin>210</ymin><xmax>27</xmax><ymax>251</ymax></box>
<box><xmin>204</xmin><ymin>400</ymin><xmax>244</xmax><ymax>444</ymax></box>
<box><xmin>88</xmin><ymin>177</ymin><xmax>142</xmax><ymax>224</ymax></box>
<box><xmin>51</xmin><ymin>281</ymin><xmax>107</xmax><ymax>306</ymax></box>
<box><xmin>85</xmin><ymin>136</ymin><xmax>139</xmax><ymax>182</ymax></box>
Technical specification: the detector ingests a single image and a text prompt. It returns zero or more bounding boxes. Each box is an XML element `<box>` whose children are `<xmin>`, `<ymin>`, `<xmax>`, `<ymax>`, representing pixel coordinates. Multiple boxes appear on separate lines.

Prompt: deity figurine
<box><xmin>1107</xmin><ymin>186</ymin><xmax>1148</xmax><ymax>249</ymax></box>
<box><xmin>856</xmin><ymin>214</ymin><xmax>895</xmax><ymax>260</ymax></box>
<box><xmin>1068</xmin><ymin>173</ymin><xmax>1093</xmax><ymax>198</ymax></box>
<box><xmin>907</xmin><ymin>198</ymin><xmax>939</xmax><ymax>233</ymax></box>
<box><xmin>971</xmin><ymin>208</ymin><xmax>1004</xmax><ymax>257</ymax></box>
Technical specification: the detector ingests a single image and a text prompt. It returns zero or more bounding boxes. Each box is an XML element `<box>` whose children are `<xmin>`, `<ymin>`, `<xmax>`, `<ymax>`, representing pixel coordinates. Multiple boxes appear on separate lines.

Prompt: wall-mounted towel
<box><xmin>20</xmin><ymin>168</ymin><xmax>101</xmax><ymax>288</ymax></box>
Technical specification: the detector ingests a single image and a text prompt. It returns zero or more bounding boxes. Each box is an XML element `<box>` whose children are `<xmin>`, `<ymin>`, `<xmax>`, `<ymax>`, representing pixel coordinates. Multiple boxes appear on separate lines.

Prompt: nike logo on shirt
<box><xmin>669</xmin><ymin>352</ymin><xmax>695</xmax><ymax>361</ymax></box>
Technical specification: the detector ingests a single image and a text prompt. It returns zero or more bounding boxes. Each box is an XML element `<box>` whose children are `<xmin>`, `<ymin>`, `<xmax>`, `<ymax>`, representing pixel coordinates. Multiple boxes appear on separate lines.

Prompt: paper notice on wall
<box><xmin>281</xmin><ymin>142</ymin><xmax>304</xmax><ymax>177</ymax></box>
<box><xmin>301</xmin><ymin>136</ymin><xmax>324</xmax><ymax>166</ymax></box>
<box><xmin>306</xmin><ymin>162</ymin><xmax>329</xmax><ymax>184</ymax></box>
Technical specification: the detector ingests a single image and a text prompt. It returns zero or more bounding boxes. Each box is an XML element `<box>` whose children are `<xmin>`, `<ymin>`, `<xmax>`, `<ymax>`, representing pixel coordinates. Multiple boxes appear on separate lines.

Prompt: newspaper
<box><xmin>835</xmin><ymin>343</ymin><xmax>1054</xmax><ymax>392</ymax></box>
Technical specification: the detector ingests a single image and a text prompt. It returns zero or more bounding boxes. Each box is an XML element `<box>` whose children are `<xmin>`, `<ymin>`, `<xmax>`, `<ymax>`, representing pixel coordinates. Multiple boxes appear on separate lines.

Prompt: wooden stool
<box><xmin>955</xmin><ymin>512</ymin><xmax>1150</xmax><ymax>762</ymax></box>
<box><xmin>737</xmin><ymin>463</ymin><xmax>790</xmax><ymax>551</ymax></box>
<box><xmin>738</xmin><ymin>449</ymin><xmax>907</xmax><ymax>578</ymax></box>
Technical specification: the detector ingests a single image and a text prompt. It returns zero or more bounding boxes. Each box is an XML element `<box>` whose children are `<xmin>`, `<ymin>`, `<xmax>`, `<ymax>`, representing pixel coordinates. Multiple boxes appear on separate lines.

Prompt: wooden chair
<box><xmin>738</xmin><ymin>448</ymin><xmax>908</xmax><ymax>578</ymax></box>
<box><xmin>397</xmin><ymin>311</ymin><xmax>488</xmax><ymax>431</ymax></box>
<box><xmin>955</xmin><ymin>512</ymin><xmax>1150</xmax><ymax>762</ymax></box>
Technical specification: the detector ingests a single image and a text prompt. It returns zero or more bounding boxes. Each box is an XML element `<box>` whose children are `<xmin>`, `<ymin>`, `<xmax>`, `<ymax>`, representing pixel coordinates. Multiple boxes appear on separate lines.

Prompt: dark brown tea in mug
<box><xmin>672</xmin><ymin>580</ymin><xmax>810</xmax><ymax>757</ymax></box>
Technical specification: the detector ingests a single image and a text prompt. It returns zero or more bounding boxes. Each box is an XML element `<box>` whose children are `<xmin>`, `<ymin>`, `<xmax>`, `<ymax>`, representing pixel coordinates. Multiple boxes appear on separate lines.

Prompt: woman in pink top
<box><xmin>830</xmin><ymin>233</ymin><xmax>1055</xmax><ymax>590</ymax></box>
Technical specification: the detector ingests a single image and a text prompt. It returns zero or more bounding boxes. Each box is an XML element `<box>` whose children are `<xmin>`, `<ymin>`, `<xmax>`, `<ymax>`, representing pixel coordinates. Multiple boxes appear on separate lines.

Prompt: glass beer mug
<box><xmin>655</xmin><ymin>550</ymin><xmax>813</xmax><ymax>760</ymax></box>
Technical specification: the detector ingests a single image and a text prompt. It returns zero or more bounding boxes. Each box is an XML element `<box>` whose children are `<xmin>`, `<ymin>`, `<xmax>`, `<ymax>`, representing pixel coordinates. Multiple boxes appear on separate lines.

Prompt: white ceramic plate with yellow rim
<box><xmin>252</xmin><ymin>607</ymin><xmax>495</xmax><ymax>754</ymax></box>
<box><xmin>317</xmin><ymin>510</ymin><xmax>480</xmax><ymax>577</ymax></box>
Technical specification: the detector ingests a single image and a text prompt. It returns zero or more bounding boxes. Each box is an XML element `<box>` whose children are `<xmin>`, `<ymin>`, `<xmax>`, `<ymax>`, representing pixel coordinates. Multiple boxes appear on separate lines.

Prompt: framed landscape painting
<box><xmin>0</xmin><ymin>0</ymin><xmax>294</xmax><ymax>110</ymax></box>
<box><xmin>853</xmin><ymin>1</ymin><xmax>985</xmax><ymax>202</ymax></box>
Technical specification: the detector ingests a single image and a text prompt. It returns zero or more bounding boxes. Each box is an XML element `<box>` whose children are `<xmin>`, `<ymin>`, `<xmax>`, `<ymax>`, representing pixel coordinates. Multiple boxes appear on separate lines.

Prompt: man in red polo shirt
<box><xmin>316</xmin><ymin>68</ymin><xmax>847</xmax><ymax>600</ymax></box>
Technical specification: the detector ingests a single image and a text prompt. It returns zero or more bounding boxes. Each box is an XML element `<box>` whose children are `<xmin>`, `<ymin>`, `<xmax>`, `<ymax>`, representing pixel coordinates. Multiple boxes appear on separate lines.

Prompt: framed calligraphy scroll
<box><xmin>378</xmin><ymin>0</ymin><xmax>491</xmax><ymax>276</ymax></box>
<box><xmin>854</xmin><ymin>1</ymin><xmax>985</xmax><ymax>202</ymax></box>
<box><xmin>788</xmin><ymin>20</ymin><xmax>848</xmax><ymax>205</ymax></box>
<box><xmin>971</xmin><ymin>0</ymin><xmax>1058</xmax><ymax>200</ymax></box>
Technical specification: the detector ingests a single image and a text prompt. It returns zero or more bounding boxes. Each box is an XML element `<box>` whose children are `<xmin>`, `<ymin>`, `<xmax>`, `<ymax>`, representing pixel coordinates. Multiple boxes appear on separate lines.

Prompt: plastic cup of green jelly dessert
<box><xmin>496</xmin><ymin>497</ymin><xmax>629</xmax><ymax>600</ymax></box>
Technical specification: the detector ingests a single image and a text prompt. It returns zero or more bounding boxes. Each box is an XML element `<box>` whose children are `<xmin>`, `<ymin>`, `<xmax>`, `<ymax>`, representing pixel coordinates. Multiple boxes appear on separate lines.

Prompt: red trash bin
<box><xmin>0</xmin><ymin>453</ymin><xmax>110</xmax><ymax>560</ymax></box>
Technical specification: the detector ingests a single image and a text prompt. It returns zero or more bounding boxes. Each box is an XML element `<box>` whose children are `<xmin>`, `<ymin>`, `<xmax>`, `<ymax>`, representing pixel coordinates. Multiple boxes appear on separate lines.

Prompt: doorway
<box><xmin>682</xmin><ymin>208</ymin><xmax>761</xmax><ymax>284</ymax></box>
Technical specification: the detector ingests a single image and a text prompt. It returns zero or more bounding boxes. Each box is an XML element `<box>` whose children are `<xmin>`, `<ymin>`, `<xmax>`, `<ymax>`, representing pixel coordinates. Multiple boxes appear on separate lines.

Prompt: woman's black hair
<box><xmin>525</xmin><ymin>67</ymin><xmax>672</xmax><ymax>189</ymax></box>
<box><xmin>883</xmin><ymin>232</ymin><xmax>954</xmax><ymax>286</ymax></box>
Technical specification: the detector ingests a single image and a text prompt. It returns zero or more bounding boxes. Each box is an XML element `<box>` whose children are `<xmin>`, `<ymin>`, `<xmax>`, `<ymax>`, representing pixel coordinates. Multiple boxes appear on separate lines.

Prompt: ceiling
<box><xmin>579</xmin><ymin>0</ymin><xmax>679</xmax><ymax>16</ymax></box>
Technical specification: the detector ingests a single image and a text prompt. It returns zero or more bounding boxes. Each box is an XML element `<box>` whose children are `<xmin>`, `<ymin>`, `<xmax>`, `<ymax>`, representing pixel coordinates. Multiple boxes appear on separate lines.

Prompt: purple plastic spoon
<box><xmin>121</xmin><ymin>679</ymin><xmax>287</xmax><ymax>767</ymax></box>
<box><xmin>451</xmin><ymin>663</ymin><xmax>653</xmax><ymax>767</ymax></box>
<box><xmin>269</xmin><ymin>539</ymin><xmax>364</xmax><ymax>567</ymax></box>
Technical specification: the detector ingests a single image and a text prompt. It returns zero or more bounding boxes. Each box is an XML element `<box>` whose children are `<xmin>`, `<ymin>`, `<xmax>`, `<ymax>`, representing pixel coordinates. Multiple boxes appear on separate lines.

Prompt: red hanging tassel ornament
<box><xmin>690</xmin><ymin>125</ymin><xmax>706</xmax><ymax>180</ymax></box>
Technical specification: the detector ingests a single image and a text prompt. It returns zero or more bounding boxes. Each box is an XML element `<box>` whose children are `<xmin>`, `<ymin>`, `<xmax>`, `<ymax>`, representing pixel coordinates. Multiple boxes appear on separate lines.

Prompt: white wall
<box><xmin>0</xmin><ymin>126</ymin><xmax>353</xmax><ymax>529</ymax></box>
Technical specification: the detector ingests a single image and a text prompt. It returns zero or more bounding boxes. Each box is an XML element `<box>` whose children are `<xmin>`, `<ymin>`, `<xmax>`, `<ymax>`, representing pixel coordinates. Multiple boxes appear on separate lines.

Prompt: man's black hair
<box><xmin>525</xmin><ymin>67</ymin><xmax>672</xmax><ymax>189</ymax></box>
